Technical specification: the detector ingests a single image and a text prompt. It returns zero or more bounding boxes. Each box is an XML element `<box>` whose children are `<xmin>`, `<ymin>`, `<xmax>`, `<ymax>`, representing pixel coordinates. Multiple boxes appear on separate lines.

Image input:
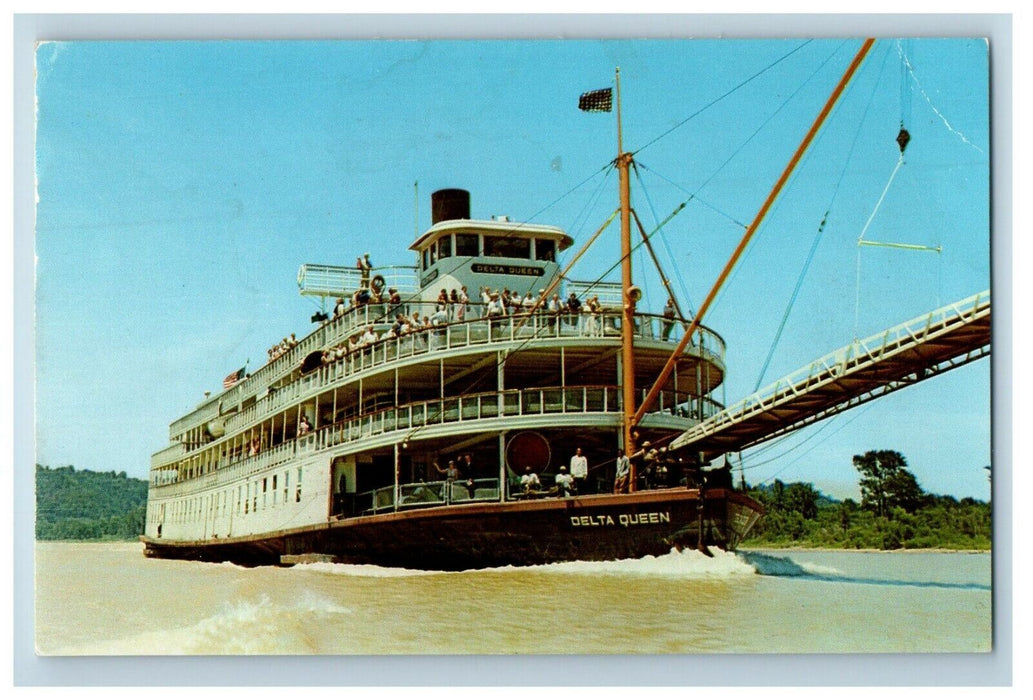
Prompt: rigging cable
<box><xmin>853</xmin><ymin>41</ymin><xmax>942</xmax><ymax>339</ymax></box>
<box><xmin>631</xmin><ymin>40</ymin><xmax>851</xmax><ymax>323</ymax></box>
<box><xmin>753</xmin><ymin>41</ymin><xmax>896</xmax><ymax>391</ymax></box>
<box><xmin>632</xmin><ymin>163</ymin><xmax>697</xmax><ymax>316</ymax></box>
<box><xmin>633</xmin><ymin>39</ymin><xmax>815</xmax><ymax>157</ymax></box>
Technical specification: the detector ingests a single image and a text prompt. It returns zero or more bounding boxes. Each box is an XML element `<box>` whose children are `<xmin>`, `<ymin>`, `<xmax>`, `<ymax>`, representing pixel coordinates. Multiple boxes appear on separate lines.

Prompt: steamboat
<box><xmin>141</xmin><ymin>42</ymin><xmax>898</xmax><ymax>569</ymax></box>
<box><xmin>141</xmin><ymin>183</ymin><xmax>763</xmax><ymax>569</ymax></box>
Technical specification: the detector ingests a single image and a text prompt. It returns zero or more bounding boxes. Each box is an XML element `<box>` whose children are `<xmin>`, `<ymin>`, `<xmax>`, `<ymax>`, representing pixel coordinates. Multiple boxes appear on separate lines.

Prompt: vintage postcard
<box><xmin>29</xmin><ymin>29</ymin><xmax>995</xmax><ymax>674</ymax></box>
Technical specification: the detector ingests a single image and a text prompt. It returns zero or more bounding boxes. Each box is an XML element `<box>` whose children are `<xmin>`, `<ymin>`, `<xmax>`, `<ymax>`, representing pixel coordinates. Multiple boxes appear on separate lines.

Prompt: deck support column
<box><xmin>394</xmin><ymin>442</ymin><xmax>400</xmax><ymax>512</ymax></box>
<box><xmin>498</xmin><ymin>431</ymin><xmax>507</xmax><ymax>501</ymax></box>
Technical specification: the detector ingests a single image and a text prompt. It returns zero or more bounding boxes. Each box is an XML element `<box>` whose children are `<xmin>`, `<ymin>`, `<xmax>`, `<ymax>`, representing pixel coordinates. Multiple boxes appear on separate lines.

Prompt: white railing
<box><xmin>217</xmin><ymin>309</ymin><xmax>726</xmax><ymax>439</ymax></box>
<box><xmin>150</xmin><ymin>442</ymin><xmax>187</xmax><ymax>469</ymax></box>
<box><xmin>152</xmin><ymin>383</ymin><xmax>716</xmax><ymax>495</ymax></box>
<box><xmin>670</xmin><ymin>290</ymin><xmax>991</xmax><ymax>450</ymax></box>
<box><xmin>297</xmin><ymin>263</ymin><xmax>420</xmax><ymax>298</ymax></box>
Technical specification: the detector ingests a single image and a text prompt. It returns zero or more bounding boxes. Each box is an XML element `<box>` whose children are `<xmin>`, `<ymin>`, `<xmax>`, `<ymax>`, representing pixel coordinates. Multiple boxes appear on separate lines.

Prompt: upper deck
<box><xmin>152</xmin><ymin>304</ymin><xmax>726</xmax><ymax>475</ymax></box>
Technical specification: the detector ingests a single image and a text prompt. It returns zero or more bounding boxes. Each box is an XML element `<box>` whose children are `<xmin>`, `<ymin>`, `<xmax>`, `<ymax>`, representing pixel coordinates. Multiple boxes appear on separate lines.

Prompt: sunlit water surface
<box><xmin>35</xmin><ymin>542</ymin><xmax>991</xmax><ymax>655</ymax></box>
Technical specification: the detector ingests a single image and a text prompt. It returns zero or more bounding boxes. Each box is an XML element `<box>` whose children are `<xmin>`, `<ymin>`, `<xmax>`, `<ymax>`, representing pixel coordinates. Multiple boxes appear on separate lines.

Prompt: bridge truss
<box><xmin>668</xmin><ymin>290</ymin><xmax>991</xmax><ymax>459</ymax></box>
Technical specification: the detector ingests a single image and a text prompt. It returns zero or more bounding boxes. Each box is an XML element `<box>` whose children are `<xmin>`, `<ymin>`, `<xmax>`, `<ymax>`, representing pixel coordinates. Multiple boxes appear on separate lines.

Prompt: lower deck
<box><xmin>143</xmin><ymin>487</ymin><xmax>764</xmax><ymax>570</ymax></box>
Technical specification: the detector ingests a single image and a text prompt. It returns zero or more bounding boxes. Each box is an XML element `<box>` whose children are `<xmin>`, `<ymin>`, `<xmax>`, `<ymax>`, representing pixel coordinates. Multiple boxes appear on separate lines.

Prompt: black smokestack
<box><xmin>431</xmin><ymin>189</ymin><xmax>470</xmax><ymax>224</ymax></box>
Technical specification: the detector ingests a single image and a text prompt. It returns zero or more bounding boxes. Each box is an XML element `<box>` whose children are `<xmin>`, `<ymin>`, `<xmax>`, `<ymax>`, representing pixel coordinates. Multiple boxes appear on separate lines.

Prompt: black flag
<box><xmin>578</xmin><ymin>88</ymin><xmax>613</xmax><ymax>112</ymax></box>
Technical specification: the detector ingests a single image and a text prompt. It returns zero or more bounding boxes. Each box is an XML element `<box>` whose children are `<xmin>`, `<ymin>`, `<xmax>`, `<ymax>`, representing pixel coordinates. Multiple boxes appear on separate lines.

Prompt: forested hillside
<box><xmin>35</xmin><ymin>464</ymin><xmax>148</xmax><ymax>540</ymax></box>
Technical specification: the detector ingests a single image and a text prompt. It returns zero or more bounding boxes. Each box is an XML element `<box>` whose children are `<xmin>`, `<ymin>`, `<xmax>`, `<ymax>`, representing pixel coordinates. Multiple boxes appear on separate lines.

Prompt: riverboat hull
<box><xmin>141</xmin><ymin>488</ymin><xmax>762</xmax><ymax>570</ymax></box>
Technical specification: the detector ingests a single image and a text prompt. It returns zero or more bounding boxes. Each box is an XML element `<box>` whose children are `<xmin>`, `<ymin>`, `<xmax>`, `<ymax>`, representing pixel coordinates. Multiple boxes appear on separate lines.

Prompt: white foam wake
<box><xmin>291</xmin><ymin>548</ymin><xmax>758</xmax><ymax>579</ymax></box>
<box><xmin>55</xmin><ymin>591</ymin><xmax>352</xmax><ymax>655</ymax></box>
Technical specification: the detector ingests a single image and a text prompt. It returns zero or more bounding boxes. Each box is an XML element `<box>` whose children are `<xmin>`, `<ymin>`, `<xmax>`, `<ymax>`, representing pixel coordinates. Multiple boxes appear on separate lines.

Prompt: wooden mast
<box><xmin>616</xmin><ymin>67</ymin><xmax>639</xmax><ymax>486</ymax></box>
<box><xmin>630</xmin><ymin>38</ymin><xmax>877</xmax><ymax>432</ymax></box>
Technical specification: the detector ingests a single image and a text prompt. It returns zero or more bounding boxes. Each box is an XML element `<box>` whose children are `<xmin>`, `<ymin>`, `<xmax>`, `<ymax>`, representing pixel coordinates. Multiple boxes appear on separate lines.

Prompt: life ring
<box><xmin>370</xmin><ymin>274</ymin><xmax>386</xmax><ymax>295</ymax></box>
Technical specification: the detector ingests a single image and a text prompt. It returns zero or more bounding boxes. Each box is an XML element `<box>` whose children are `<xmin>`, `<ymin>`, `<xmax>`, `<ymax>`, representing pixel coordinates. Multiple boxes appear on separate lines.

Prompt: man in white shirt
<box><xmin>520</xmin><ymin>467</ymin><xmax>541</xmax><ymax>494</ymax></box>
<box><xmin>569</xmin><ymin>447</ymin><xmax>588</xmax><ymax>493</ymax></box>
<box><xmin>554</xmin><ymin>465</ymin><xmax>575</xmax><ymax>497</ymax></box>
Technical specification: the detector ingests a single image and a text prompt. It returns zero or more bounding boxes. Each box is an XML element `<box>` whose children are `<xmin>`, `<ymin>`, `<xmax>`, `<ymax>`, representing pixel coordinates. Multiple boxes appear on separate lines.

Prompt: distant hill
<box><xmin>35</xmin><ymin>464</ymin><xmax>148</xmax><ymax>540</ymax></box>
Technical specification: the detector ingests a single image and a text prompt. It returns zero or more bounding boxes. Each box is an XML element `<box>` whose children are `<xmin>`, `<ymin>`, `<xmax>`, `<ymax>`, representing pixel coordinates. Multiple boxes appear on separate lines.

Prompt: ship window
<box><xmin>437</xmin><ymin>236</ymin><xmax>452</xmax><ymax>259</ymax></box>
<box><xmin>296</xmin><ymin>467</ymin><xmax>303</xmax><ymax>502</ymax></box>
<box><xmin>422</xmin><ymin>249</ymin><xmax>430</xmax><ymax>270</ymax></box>
<box><xmin>484</xmin><ymin>235</ymin><xmax>530</xmax><ymax>259</ymax></box>
<box><xmin>455</xmin><ymin>234</ymin><xmax>478</xmax><ymax>256</ymax></box>
<box><xmin>535</xmin><ymin>239</ymin><xmax>556</xmax><ymax>261</ymax></box>
<box><xmin>284</xmin><ymin>471</ymin><xmax>289</xmax><ymax>503</ymax></box>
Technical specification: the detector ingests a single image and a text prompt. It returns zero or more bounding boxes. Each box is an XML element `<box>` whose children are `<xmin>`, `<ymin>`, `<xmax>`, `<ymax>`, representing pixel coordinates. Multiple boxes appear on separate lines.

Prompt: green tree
<box><xmin>853</xmin><ymin>450</ymin><xmax>926</xmax><ymax>518</ymax></box>
<box><xmin>784</xmin><ymin>482</ymin><xmax>820</xmax><ymax>519</ymax></box>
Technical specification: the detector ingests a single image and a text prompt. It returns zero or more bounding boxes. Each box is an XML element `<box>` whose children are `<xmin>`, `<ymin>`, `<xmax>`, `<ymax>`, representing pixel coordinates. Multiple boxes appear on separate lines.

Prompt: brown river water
<box><xmin>34</xmin><ymin>541</ymin><xmax>991</xmax><ymax>656</ymax></box>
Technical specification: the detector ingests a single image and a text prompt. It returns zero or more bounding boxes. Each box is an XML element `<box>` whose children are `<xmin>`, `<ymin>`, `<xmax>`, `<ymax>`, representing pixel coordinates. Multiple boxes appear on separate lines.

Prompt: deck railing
<box><xmin>350</xmin><ymin>477</ymin><xmax>503</xmax><ymax>516</ymax></box>
<box><xmin>152</xmin><ymin>384</ymin><xmax>722</xmax><ymax>496</ymax></box>
<box><xmin>169</xmin><ymin>300</ymin><xmax>727</xmax><ymax>442</ymax></box>
<box><xmin>216</xmin><ymin>309</ymin><xmax>724</xmax><ymax>439</ymax></box>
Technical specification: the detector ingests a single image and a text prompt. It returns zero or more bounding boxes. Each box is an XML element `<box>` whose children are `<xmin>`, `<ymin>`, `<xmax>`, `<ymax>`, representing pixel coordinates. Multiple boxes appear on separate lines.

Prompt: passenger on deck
<box><xmin>436</xmin><ymin>460</ymin><xmax>460</xmax><ymax>483</ymax></box>
<box><xmin>662</xmin><ymin>298</ymin><xmax>676</xmax><ymax>340</ymax></box>
<box><xmin>430</xmin><ymin>307</ymin><xmax>449</xmax><ymax>326</ymax></box>
<box><xmin>586</xmin><ymin>296</ymin><xmax>602</xmax><ymax>336</ymax></box>
<box><xmin>521</xmin><ymin>291</ymin><xmax>535</xmax><ymax>312</ymax></box>
<box><xmin>487</xmin><ymin>293</ymin><xmax>504</xmax><ymax>318</ymax></box>
<box><xmin>334</xmin><ymin>297</ymin><xmax>347</xmax><ymax>319</ymax></box>
<box><xmin>548</xmin><ymin>293</ymin><xmax>561</xmax><ymax>330</ymax></box>
<box><xmin>248</xmin><ymin>436</ymin><xmax>261</xmax><ymax>457</ymax></box>
<box><xmin>613</xmin><ymin>448</ymin><xmax>630</xmax><ymax>494</ymax></box>
<box><xmin>520</xmin><ymin>466</ymin><xmax>541</xmax><ymax>494</ymax></box>
<box><xmin>566</xmin><ymin>293</ymin><xmax>582</xmax><ymax>329</ymax></box>
<box><xmin>298</xmin><ymin>415</ymin><xmax>312</xmax><ymax>436</ymax></box>
<box><xmin>555</xmin><ymin>465</ymin><xmax>575</xmax><ymax>497</ymax></box>
<box><xmin>456</xmin><ymin>286</ymin><xmax>469</xmax><ymax>321</ymax></box>
<box><xmin>361</xmin><ymin>326</ymin><xmax>378</xmax><ymax>345</ymax></box>
<box><xmin>388</xmin><ymin>288</ymin><xmax>402</xmax><ymax>305</ymax></box>
<box><xmin>569</xmin><ymin>447</ymin><xmax>588</xmax><ymax>493</ymax></box>
<box><xmin>358</xmin><ymin>253</ymin><xmax>372</xmax><ymax>286</ymax></box>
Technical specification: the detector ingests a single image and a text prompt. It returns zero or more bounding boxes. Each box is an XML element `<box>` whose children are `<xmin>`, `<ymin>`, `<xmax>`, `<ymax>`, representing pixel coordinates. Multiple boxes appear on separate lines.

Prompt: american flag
<box><xmin>578</xmin><ymin>87</ymin><xmax>613</xmax><ymax>112</ymax></box>
<box><xmin>223</xmin><ymin>367</ymin><xmax>245</xmax><ymax>390</ymax></box>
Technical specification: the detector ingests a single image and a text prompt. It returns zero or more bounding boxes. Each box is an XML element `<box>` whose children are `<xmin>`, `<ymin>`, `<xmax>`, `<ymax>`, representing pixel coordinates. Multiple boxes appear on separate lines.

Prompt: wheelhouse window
<box><xmin>484</xmin><ymin>235</ymin><xmax>530</xmax><ymax>259</ymax></box>
<box><xmin>455</xmin><ymin>233</ymin><xmax>478</xmax><ymax>256</ymax></box>
<box><xmin>437</xmin><ymin>235</ymin><xmax>452</xmax><ymax>259</ymax></box>
<box><xmin>535</xmin><ymin>238</ymin><xmax>556</xmax><ymax>261</ymax></box>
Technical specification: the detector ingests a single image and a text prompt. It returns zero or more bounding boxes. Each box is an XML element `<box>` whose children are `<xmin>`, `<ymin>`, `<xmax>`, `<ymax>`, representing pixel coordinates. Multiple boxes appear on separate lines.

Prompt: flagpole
<box><xmin>615</xmin><ymin>67</ymin><xmax>638</xmax><ymax>486</ymax></box>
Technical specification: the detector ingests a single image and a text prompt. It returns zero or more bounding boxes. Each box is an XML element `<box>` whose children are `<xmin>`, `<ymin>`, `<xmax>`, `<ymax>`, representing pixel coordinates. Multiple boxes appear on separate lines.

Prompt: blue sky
<box><xmin>33</xmin><ymin>38</ymin><xmax>991</xmax><ymax>501</ymax></box>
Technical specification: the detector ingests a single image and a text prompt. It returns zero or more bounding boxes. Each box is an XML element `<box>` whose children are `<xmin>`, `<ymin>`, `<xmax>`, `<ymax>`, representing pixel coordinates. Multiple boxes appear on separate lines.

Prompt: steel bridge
<box><xmin>668</xmin><ymin>290</ymin><xmax>991</xmax><ymax>459</ymax></box>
